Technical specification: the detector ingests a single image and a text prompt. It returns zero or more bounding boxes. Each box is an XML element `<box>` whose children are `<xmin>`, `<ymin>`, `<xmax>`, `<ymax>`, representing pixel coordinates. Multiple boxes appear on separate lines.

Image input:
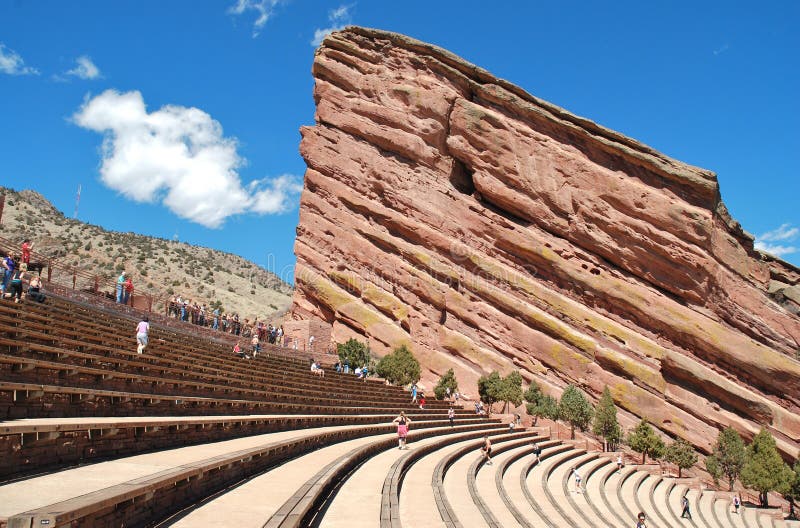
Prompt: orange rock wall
<box><xmin>292</xmin><ymin>27</ymin><xmax>800</xmax><ymax>456</ymax></box>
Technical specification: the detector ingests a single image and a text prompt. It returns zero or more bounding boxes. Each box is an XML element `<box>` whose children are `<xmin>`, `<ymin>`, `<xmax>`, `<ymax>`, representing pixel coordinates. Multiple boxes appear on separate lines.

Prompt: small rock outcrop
<box><xmin>291</xmin><ymin>27</ymin><xmax>800</xmax><ymax>456</ymax></box>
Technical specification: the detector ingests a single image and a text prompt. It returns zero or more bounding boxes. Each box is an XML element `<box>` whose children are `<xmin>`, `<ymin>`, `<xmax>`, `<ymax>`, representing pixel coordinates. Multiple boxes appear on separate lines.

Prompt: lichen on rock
<box><xmin>292</xmin><ymin>26</ymin><xmax>800</xmax><ymax>457</ymax></box>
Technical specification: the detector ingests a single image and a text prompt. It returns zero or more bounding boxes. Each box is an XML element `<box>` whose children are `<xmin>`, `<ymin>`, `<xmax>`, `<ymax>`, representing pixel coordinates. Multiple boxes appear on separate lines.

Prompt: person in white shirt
<box><xmin>136</xmin><ymin>316</ymin><xmax>150</xmax><ymax>354</ymax></box>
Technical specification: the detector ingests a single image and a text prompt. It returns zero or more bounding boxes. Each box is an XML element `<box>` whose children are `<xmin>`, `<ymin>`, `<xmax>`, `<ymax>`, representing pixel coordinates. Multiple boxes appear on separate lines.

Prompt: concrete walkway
<box><xmin>526</xmin><ymin>448</ymin><xmax>576</xmax><ymax>527</ymax></box>
<box><xmin>399</xmin><ymin>436</ymin><xmax>478</xmax><ymax>528</ymax></box>
<box><xmin>443</xmin><ymin>437</ymin><xmax>489</xmax><ymax>528</ymax></box>
<box><xmin>501</xmin><ymin>444</ymin><xmax>562</xmax><ymax>527</ymax></box>
<box><xmin>321</xmin><ymin>434</ymin><xmax>447</xmax><ymax>528</ymax></box>
<box><xmin>165</xmin><ymin>433</ymin><xmax>389</xmax><ymax>527</ymax></box>
<box><xmin>474</xmin><ymin>443</ymin><xmax>527</xmax><ymax>527</ymax></box>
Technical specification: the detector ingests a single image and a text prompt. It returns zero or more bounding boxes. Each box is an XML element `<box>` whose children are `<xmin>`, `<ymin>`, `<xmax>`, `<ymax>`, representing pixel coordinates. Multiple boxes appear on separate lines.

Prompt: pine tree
<box><xmin>477</xmin><ymin>371</ymin><xmax>503</xmax><ymax>415</ymax></box>
<box><xmin>592</xmin><ymin>386</ymin><xmax>621</xmax><ymax>451</ymax></box>
<box><xmin>784</xmin><ymin>461</ymin><xmax>800</xmax><ymax>520</ymax></box>
<box><xmin>741</xmin><ymin>428</ymin><xmax>794</xmax><ymax>507</ymax></box>
<box><xmin>375</xmin><ymin>345</ymin><xmax>420</xmax><ymax>386</ymax></box>
<box><xmin>664</xmin><ymin>439</ymin><xmax>698</xmax><ymax>478</ymax></box>
<box><xmin>337</xmin><ymin>338</ymin><xmax>370</xmax><ymax>369</ymax></box>
<box><xmin>705</xmin><ymin>427</ymin><xmax>747</xmax><ymax>491</ymax></box>
<box><xmin>497</xmin><ymin>371</ymin><xmax>523</xmax><ymax>413</ymax></box>
<box><xmin>626</xmin><ymin>419</ymin><xmax>665</xmax><ymax>464</ymax></box>
<box><xmin>434</xmin><ymin>368</ymin><xmax>459</xmax><ymax>400</ymax></box>
<box><xmin>558</xmin><ymin>385</ymin><xmax>594</xmax><ymax>440</ymax></box>
<box><xmin>524</xmin><ymin>382</ymin><xmax>559</xmax><ymax>425</ymax></box>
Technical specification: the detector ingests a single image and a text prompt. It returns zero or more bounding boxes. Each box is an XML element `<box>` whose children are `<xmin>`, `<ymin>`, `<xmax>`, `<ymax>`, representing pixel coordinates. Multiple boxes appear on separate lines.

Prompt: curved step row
<box><xmin>585</xmin><ymin>458</ymin><xmax>626</xmax><ymax>528</ymax></box>
<box><xmin>469</xmin><ymin>434</ymin><xmax>545</xmax><ymax>527</ymax></box>
<box><xmin>494</xmin><ymin>440</ymin><xmax>562</xmax><ymax>528</ymax></box>
<box><xmin>262</xmin><ymin>422</ymin><xmax>508</xmax><ymax>528</ymax></box>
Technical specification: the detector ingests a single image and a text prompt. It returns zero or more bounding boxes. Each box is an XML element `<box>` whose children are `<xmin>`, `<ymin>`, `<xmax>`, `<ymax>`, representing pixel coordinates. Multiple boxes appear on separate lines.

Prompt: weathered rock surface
<box><xmin>291</xmin><ymin>27</ymin><xmax>800</xmax><ymax>456</ymax></box>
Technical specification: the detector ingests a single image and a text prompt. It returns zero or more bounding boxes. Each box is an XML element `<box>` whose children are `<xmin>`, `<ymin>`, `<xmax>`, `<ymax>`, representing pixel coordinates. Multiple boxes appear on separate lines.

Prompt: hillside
<box><xmin>0</xmin><ymin>187</ymin><xmax>293</xmax><ymax>320</ymax></box>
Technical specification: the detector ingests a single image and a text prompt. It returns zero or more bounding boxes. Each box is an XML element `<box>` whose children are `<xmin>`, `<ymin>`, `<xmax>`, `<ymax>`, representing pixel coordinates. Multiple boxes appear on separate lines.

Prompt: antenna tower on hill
<box><xmin>74</xmin><ymin>184</ymin><xmax>82</xmax><ymax>219</ymax></box>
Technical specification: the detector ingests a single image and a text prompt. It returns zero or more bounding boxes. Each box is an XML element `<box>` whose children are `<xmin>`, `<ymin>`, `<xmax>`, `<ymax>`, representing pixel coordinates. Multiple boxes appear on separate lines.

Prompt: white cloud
<box><xmin>713</xmin><ymin>44</ymin><xmax>730</xmax><ymax>56</ymax></box>
<box><xmin>0</xmin><ymin>43</ymin><xmax>39</xmax><ymax>75</ymax></box>
<box><xmin>228</xmin><ymin>0</ymin><xmax>281</xmax><ymax>37</ymax></box>
<box><xmin>755</xmin><ymin>242</ymin><xmax>797</xmax><ymax>257</ymax></box>
<box><xmin>757</xmin><ymin>223</ymin><xmax>798</xmax><ymax>242</ymax></box>
<box><xmin>73</xmin><ymin>89</ymin><xmax>301</xmax><ymax>228</ymax></box>
<box><xmin>755</xmin><ymin>223</ymin><xmax>799</xmax><ymax>257</ymax></box>
<box><xmin>67</xmin><ymin>55</ymin><xmax>101</xmax><ymax>80</ymax></box>
<box><xmin>311</xmin><ymin>4</ymin><xmax>353</xmax><ymax>46</ymax></box>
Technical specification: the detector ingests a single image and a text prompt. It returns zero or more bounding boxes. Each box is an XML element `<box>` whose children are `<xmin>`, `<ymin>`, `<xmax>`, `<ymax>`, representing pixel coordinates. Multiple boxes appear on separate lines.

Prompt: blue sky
<box><xmin>1</xmin><ymin>0</ymin><xmax>798</xmax><ymax>281</ymax></box>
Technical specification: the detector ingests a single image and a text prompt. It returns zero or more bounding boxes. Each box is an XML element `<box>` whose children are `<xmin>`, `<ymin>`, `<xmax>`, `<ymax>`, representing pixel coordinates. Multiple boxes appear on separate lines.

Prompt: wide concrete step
<box><xmin>494</xmin><ymin>441</ymin><xmax>556</xmax><ymax>527</ymax></box>
<box><xmin>549</xmin><ymin>451</ymin><xmax>598</xmax><ymax>528</ymax></box>
<box><xmin>399</xmin><ymin>435</ymin><xmax>483</xmax><ymax>528</ymax></box>
<box><xmin>165</xmin><ymin>433</ymin><xmax>388</xmax><ymax>527</ymax></box>
<box><xmin>571</xmin><ymin>456</ymin><xmax>616</xmax><ymax>527</ymax></box>
<box><xmin>472</xmin><ymin>441</ymin><xmax>533</xmax><ymax>527</ymax></box>
<box><xmin>525</xmin><ymin>446</ymin><xmax>584</xmax><ymax>527</ymax></box>
<box><xmin>584</xmin><ymin>458</ymin><xmax>626</xmax><ymax>528</ymax></box>
<box><xmin>646</xmin><ymin>476</ymin><xmax>675</xmax><ymax>528</ymax></box>
<box><xmin>0</xmin><ymin>423</ymin><xmax>359</xmax><ymax>521</ymax></box>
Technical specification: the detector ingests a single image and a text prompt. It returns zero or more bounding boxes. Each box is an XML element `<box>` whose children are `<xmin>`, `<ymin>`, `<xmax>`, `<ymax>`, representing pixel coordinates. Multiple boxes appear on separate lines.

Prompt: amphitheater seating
<box><xmin>2</xmin><ymin>294</ymin><xmax>800</xmax><ymax>527</ymax></box>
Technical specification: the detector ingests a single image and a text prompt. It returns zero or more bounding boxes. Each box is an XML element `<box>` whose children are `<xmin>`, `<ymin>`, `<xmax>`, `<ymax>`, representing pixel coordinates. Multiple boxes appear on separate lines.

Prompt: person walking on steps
<box><xmin>393</xmin><ymin>411</ymin><xmax>411</xmax><ymax>450</ymax></box>
<box><xmin>410</xmin><ymin>383</ymin><xmax>418</xmax><ymax>404</ymax></box>
<box><xmin>636</xmin><ymin>512</ymin><xmax>647</xmax><ymax>528</ymax></box>
<box><xmin>532</xmin><ymin>441</ymin><xmax>542</xmax><ymax>464</ymax></box>
<box><xmin>448</xmin><ymin>406</ymin><xmax>455</xmax><ymax>427</ymax></box>
<box><xmin>136</xmin><ymin>316</ymin><xmax>149</xmax><ymax>354</ymax></box>
<box><xmin>570</xmin><ymin>467</ymin><xmax>583</xmax><ymax>493</ymax></box>
<box><xmin>681</xmin><ymin>492</ymin><xmax>692</xmax><ymax>519</ymax></box>
<box><xmin>733</xmin><ymin>494</ymin><xmax>741</xmax><ymax>514</ymax></box>
<box><xmin>481</xmin><ymin>435</ymin><xmax>493</xmax><ymax>465</ymax></box>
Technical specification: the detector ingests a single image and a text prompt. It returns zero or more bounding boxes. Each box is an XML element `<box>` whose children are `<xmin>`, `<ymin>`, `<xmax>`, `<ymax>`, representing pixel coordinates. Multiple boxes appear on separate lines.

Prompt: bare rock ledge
<box><xmin>291</xmin><ymin>26</ymin><xmax>800</xmax><ymax>457</ymax></box>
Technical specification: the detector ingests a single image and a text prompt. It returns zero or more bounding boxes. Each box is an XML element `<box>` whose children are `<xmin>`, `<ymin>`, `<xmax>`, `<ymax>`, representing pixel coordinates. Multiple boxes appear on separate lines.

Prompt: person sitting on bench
<box><xmin>27</xmin><ymin>274</ymin><xmax>45</xmax><ymax>302</ymax></box>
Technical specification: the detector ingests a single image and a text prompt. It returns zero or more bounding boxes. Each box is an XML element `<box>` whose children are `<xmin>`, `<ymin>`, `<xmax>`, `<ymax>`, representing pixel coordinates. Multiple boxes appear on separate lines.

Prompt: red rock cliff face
<box><xmin>292</xmin><ymin>27</ymin><xmax>800</xmax><ymax>456</ymax></box>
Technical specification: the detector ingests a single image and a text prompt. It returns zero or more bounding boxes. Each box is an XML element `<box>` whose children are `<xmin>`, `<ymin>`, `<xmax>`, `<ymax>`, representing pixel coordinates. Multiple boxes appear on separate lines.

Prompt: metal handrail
<box><xmin>0</xmin><ymin>234</ymin><xmax>165</xmax><ymax>312</ymax></box>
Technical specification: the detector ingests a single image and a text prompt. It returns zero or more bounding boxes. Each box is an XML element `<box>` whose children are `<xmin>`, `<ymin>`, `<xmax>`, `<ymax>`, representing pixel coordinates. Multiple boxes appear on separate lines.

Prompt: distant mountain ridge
<box><xmin>0</xmin><ymin>187</ymin><xmax>293</xmax><ymax>320</ymax></box>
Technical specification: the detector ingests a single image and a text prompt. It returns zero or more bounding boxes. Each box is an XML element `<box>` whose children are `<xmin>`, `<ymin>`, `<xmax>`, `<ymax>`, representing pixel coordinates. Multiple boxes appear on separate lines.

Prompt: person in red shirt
<box><xmin>123</xmin><ymin>277</ymin><xmax>134</xmax><ymax>305</ymax></box>
<box><xmin>21</xmin><ymin>239</ymin><xmax>32</xmax><ymax>264</ymax></box>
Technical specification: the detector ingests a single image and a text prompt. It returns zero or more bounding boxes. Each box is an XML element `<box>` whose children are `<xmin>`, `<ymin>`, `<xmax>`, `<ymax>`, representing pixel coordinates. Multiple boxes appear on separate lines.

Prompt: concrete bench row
<box><xmin>0</xmin><ymin>411</ymin><xmax>486</xmax><ymax>481</ymax></box>
<box><xmin>0</xmin><ymin>300</ymin><xmax>410</xmax><ymax>402</ymax></box>
<box><xmin>0</xmin><ymin>301</ymin><xmax>456</xmax><ymax>420</ymax></box>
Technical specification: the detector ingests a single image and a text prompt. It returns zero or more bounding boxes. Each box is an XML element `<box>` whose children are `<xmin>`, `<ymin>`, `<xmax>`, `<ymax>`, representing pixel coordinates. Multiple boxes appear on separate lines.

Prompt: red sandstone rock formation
<box><xmin>291</xmin><ymin>27</ymin><xmax>800</xmax><ymax>457</ymax></box>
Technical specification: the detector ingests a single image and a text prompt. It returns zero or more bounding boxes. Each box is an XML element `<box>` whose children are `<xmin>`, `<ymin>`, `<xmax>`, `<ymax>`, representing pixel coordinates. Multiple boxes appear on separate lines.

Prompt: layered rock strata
<box><xmin>291</xmin><ymin>27</ymin><xmax>800</xmax><ymax>456</ymax></box>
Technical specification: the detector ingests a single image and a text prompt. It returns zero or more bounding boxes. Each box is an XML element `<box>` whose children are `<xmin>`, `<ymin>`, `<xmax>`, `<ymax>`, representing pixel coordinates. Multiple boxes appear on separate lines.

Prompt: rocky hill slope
<box><xmin>290</xmin><ymin>27</ymin><xmax>800</xmax><ymax>457</ymax></box>
<box><xmin>0</xmin><ymin>187</ymin><xmax>293</xmax><ymax>320</ymax></box>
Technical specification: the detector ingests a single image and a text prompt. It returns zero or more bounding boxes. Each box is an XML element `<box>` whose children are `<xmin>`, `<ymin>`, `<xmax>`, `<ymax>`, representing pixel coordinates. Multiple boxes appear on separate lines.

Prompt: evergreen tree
<box><xmin>626</xmin><ymin>419</ymin><xmax>665</xmax><ymax>464</ymax></box>
<box><xmin>592</xmin><ymin>386</ymin><xmax>621</xmax><ymax>451</ymax></box>
<box><xmin>497</xmin><ymin>371</ymin><xmax>523</xmax><ymax>413</ymax></box>
<box><xmin>704</xmin><ymin>427</ymin><xmax>747</xmax><ymax>491</ymax></box>
<box><xmin>337</xmin><ymin>338</ymin><xmax>370</xmax><ymax>369</ymax></box>
<box><xmin>664</xmin><ymin>438</ymin><xmax>698</xmax><ymax>478</ymax></box>
<box><xmin>784</xmin><ymin>461</ymin><xmax>800</xmax><ymax>520</ymax></box>
<box><xmin>375</xmin><ymin>345</ymin><xmax>420</xmax><ymax>386</ymax></box>
<box><xmin>741</xmin><ymin>428</ymin><xmax>794</xmax><ymax>507</ymax></box>
<box><xmin>783</xmin><ymin>460</ymin><xmax>800</xmax><ymax>521</ymax></box>
<box><xmin>524</xmin><ymin>382</ymin><xmax>559</xmax><ymax>425</ymax></box>
<box><xmin>558</xmin><ymin>385</ymin><xmax>594</xmax><ymax>440</ymax></box>
<box><xmin>477</xmin><ymin>371</ymin><xmax>503</xmax><ymax>415</ymax></box>
<box><xmin>434</xmin><ymin>368</ymin><xmax>459</xmax><ymax>400</ymax></box>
